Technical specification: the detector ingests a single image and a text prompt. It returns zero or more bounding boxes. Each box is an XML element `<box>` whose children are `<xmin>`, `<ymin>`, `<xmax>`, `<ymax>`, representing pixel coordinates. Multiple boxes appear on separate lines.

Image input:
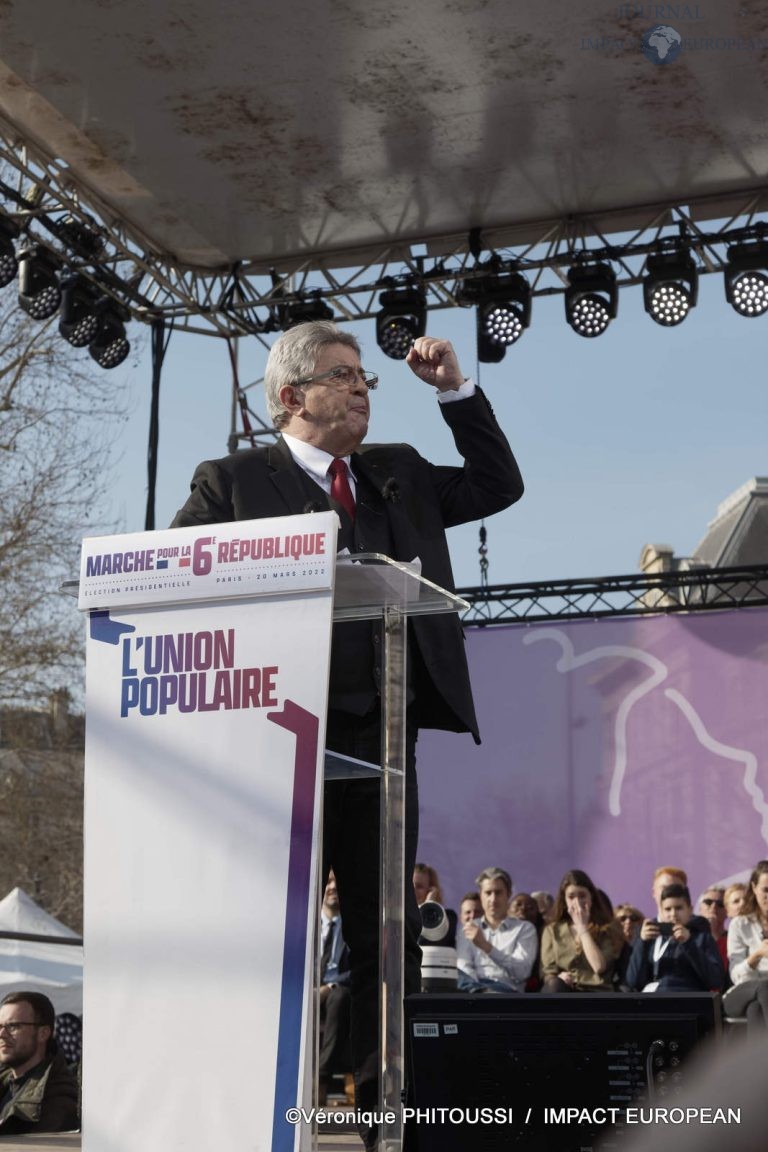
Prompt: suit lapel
<box><xmin>266</xmin><ymin>441</ymin><xmax>418</xmax><ymax>561</ymax></box>
<box><xmin>353</xmin><ymin>452</ymin><xmax>416</xmax><ymax>563</ymax></box>
<box><xmin>267</xmin><ymin>438</ymin><xmax>326</xmax><ymax>514</ymax></box>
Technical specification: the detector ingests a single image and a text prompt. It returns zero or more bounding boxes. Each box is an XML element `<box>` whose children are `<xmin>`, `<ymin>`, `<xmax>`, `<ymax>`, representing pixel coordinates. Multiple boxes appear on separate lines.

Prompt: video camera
<box><xmin>419</xmin><ymin>900</ymin><xmax>458</xmax><ymax>992</ymax></box>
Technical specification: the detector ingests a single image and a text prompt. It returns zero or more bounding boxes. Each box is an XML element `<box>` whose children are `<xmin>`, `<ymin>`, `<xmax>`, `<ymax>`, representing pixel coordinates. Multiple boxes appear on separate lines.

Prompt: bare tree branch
<box><xmin>0</xmin><ymin>285</ymin><xmax>130</xmax><ymax>705</ymax></box>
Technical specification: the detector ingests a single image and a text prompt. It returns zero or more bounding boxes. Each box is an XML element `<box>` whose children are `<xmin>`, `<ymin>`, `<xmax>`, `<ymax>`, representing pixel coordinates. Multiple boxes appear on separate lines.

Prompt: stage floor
<box><xmin>0</xmin><ymin>1133</ymin><xmax>363</xmax><ymax>1150</ymax></box>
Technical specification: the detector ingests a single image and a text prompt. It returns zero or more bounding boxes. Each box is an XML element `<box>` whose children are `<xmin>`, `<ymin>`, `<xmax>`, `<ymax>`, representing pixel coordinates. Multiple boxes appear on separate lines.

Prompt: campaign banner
<box><xmin>81</xmin><ymin>518</ymin><xmax>336</xmax><ymax>1152</ymax></box>
<box><xmin>78</xmin><ymin>512</ymin><xmax>337</xmax><ymax>610</ymax></box>
<box><xmin>418</xmin><ymin>608</ymin><xmax>768</xmax><ymax>914</ymax></box>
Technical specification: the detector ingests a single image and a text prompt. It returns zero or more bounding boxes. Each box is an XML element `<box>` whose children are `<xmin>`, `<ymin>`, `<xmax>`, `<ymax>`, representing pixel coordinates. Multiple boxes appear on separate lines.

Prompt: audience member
<box><xmin>626</xmin><ymin>883</ymin><xmax>724</xmax><ymax>993</ymax></box>
<box><xmin>698</xmin><ymin>885</ymin><xmax>728</xmax><ymax>976</ymax></box>
<box><xmin>724</xmin><ymin>882</ymin><xmax>746</xmax><ymax>921</ymax></box>
<box><xmin>509</xmin><ymin>893</ymin><xmax>542</xmax><ymax>927</ymax></box>
<box><xmin>458</xmin><ymin>892</ymin><xmax>482</xmax><ymax>925</ymax></box>
<box><xmin>539</xmin><ymin>869</ymin><xmax>624</xmax><ymax>993</ymax></box>
<box><xmin>614</xmin><ymin>903</ymin><xmax>644</xmax><ymax>989</ymax></box>
<box><xmin>318</xmin><ymin>873</ymin><xmax>352</xmax><ymax>1105</ymax></box>
<box><xmin>651</xmin><ymin>866</ymin><xmax>688</xmax><ymax>913</ymax></box>
<box><xmin>456</xmin><ymin>867</ymin><xmax>537</xmax><ymax>993</ymax></box>
<box><xmin>0</xmin><ymin>992</ymin><xmax>79</xmax><ymax>1135</ymax></box>
<box><xmin>723</xmin><ymin>859</ymin><xmax>768</xmax><ymax>1033</ymax></box>
<box><xmin>509</xmin><ymin>892</ymin><xmax>545</xmax><ymax>992</ymax></box>
<box><xmin>413</xmin><ymin>863</ymin><xmax>443</xmax><ymax>907</ymax></box>
<box><xmin>614</xmin><ymin>904</ymin><xmax>644</xmax><ymax>947</ymax></box>
<box><xmin>531</xmin><ymin>890</ymin><xmax>554</xmax><ymax>922</ymax></box>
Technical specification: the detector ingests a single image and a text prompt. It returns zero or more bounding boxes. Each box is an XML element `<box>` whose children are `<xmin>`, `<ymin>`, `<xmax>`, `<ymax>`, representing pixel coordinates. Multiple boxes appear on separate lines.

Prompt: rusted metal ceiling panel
<box><xmin>0</xmin><ymin>0</ymin><xmax>765</xmax><ymax>271</ymax></box>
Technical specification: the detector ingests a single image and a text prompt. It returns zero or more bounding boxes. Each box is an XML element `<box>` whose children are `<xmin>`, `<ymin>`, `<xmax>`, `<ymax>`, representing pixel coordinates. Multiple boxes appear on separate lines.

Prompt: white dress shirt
<box><xmin>456</xmin><ymin>915</ymin><xmax>538</xmax><ymax>992</ymax></box>
<box><xmin>727</xmin><ymin>914</ymin><xmax>768</xmax><ymax>985</ymax></box>
<box><xmin>281</xmin><ymin>378</ymin><xmax>476</xmax><ymax>500</ymax></box>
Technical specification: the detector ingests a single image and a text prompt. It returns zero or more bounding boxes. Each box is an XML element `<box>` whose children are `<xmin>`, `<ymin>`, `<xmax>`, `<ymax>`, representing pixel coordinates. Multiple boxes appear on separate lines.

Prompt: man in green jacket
<box><xmin>0</xmin><ymin>991</ymin><xmax>79</xmax><ymax>1135</ymax></box>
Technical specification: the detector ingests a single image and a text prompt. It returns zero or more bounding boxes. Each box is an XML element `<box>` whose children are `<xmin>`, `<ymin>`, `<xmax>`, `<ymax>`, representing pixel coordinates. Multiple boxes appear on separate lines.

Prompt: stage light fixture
<box><xmin>57</xmin><ymin>213</ymin><xmax>106</xmax><ymax>259</ymax></box>
<box><xmin>281</xmin><ymin>294</ymin><xmax>335</xmax><ymax>329</ymax></box>
<box><xmin>89</xmin><ymin>305</ymin><xmax>130</xmax><ymax>369</ymax></box>
<box><xmin>59</xmin><ymin>275</ymin><xmax>102</xmax><ymax>347</ymax></box>
<box><xmin>0</xmin><ymin>216</ymin><xmax>19</xmax><ymax>288</ymax></box>
<box><xmin>475</xmin><ymin>274</ymin><xmax>531</xmax><ymax>362</ymax></box>
<box><xmin>643</xmin><ymin>250</ymin><xmax>698</xmax><ymax>327</ymax></box>
<box><xmin>17</xmin><ymin>247</ymin><xmax>62</xmax><ymax>320</ymax></box>
<box><xmin>376</xmin><ymin>287</ymin><xmax>426</xmax><ymax>359</ymax></box>
<box><xmin>565</xmin><ymin>263</ymin><xmax>617</xmax><ymax>337</ymax></box>
<box><xmin>724</xmin><ymin>242</ymin><xmax>768</xmax><ymax>318</ymax></box>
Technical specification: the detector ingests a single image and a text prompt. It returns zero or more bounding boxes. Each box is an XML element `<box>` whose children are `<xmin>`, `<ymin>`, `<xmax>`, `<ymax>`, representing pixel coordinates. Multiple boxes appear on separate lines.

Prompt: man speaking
<box><xmin>172</xmin><ymin>320</ymin><xmax>523</xmax><ymax>1145</ymax></box>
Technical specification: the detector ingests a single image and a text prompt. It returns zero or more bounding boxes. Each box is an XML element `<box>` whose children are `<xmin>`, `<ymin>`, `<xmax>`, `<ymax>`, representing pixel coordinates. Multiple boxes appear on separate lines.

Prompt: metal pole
<box><xmin>380</xmin><ymin>604</ymin><xmax>407</xmax><ymax>1152</ymax></box>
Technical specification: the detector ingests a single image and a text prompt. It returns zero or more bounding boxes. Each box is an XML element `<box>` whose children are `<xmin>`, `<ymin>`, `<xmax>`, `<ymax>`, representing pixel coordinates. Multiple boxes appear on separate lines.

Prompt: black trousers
<box><xmin>323</xmin><ymin>708</ymin><xmax>422</xmax><ymax>1115</ymax></box>
<box><xmin>318</xmin><ymin>983</ymin><xmax>351</xmax><ymax>1081</ymax></box>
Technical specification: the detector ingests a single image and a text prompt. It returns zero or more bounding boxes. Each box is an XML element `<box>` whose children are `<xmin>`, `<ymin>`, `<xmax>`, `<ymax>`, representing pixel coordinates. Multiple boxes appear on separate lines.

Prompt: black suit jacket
<box><xmin>171</xmin><ymin>388</ymin><xmax>523</xmax><ymax>742</ymax></box>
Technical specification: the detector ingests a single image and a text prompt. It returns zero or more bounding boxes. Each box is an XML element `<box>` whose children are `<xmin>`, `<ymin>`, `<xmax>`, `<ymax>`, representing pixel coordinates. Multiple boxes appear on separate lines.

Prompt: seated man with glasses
<box><xmin>0</xmin><ymin>991</ymin><xmax>79</xmax><ymax>1135</ymax></box>
<box><xmin>173</xmin><ymin>319</ymin><xmax>523</xmax><ymax>1149</ymax></box>
<box><xmin>698</xmin><ymin>885</ymin><xmax>729</xmax><ymax>979</ymax></box>
<box><xmin>614</xmin><ymin>903</ymin><xmax>645</xmax><ymax>990</ymax></box>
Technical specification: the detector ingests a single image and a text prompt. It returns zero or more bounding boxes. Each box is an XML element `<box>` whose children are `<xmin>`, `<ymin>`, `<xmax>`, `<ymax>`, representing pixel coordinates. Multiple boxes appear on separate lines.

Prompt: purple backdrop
<box><xmin>417</xmin><ymin>607</ymin><xmax>768</xmax><ymax>916</ymax></box>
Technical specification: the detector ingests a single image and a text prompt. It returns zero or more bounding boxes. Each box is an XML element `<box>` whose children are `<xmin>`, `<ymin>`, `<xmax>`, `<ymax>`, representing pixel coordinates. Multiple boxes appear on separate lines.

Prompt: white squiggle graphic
<box><xmin>524</xmin><ymin>629</ymin><xmax>666</xmax><ymax>815</ymax></box>
<box><xmin>665</xmin><ymin>689</ymin><xmax>768</xmax><ymax>842</ymax></box>
<box><xmin>523</xmin><ymin>629</ymin><xmax>768</xmax><ymax>845</ymax></box>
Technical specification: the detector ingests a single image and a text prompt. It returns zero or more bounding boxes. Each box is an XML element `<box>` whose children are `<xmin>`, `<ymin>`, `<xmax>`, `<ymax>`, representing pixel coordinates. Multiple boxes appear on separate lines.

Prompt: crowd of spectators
<box><xmin>286</xmin><ymin>858</ymin><xmax>768</xmax><ymax>1113</ymax></box>
<box><xmin>412</xmin><ymin>859</ymin><xmax>768</xmax><ymax>1031</ymax></box>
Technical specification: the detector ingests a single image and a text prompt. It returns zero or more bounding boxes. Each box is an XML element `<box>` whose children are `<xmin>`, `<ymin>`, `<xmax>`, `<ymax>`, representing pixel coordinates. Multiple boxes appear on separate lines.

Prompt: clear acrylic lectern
<box><xmin>328</xmin><ymin>555</ymin><xmax>469</xmax><ymax>1152</ymax></box>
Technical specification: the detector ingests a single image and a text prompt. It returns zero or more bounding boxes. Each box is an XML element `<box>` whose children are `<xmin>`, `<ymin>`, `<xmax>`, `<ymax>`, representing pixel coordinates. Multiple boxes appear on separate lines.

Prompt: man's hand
<box><xmin>405</xmin><ymin>337</ymin><xmax>464</xmax><ymax>393</ymax></box>
<box><xmin>463</xmin><ymin>922</ymin><xmax>490</xmax><ymax>953</ymax></box>
<box><xmin>672</xmin><ymin>923</ymin><xmax>691</xmax><ymax>944</ymax></box>
<box><xmin>640</xmin><ymin>918</ymin><xmax>661</xmax><ymax>941</ymax></box>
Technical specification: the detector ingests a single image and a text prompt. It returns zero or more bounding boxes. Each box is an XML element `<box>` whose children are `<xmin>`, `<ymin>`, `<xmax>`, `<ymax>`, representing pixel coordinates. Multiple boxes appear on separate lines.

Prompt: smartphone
<box><xmin>655</xmin><ymin>921</ymin><xmax>674</xmax><ymax>937</ymax></box>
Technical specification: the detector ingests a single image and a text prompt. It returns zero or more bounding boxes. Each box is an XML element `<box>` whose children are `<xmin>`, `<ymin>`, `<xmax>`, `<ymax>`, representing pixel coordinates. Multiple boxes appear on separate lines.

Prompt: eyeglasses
<box><xmin>295</xmin><ymin>366</ymin><xmax>378</xmax><ymax>391</ymax></box>
<box><xmin>701</xmin><ymin>898</ymin><xmax>725</xmax><ymax>909</ymax></box>
<box><xmin>619</xmin><ymin>914</ymin><xmax>642</xmax><ymax>923</ymax></box>
<box><xmin>0</xmin><ymin>1021</ymin><xmax>40</xmax><ymax>1036</ymax></box>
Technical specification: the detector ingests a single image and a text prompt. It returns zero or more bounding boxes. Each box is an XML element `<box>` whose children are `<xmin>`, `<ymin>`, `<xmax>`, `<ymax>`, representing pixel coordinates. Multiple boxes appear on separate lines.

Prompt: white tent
<box><xmin>0</xmin><ymin>887</ymin><xmax>83</xmax><ymax>1016</ymax></box>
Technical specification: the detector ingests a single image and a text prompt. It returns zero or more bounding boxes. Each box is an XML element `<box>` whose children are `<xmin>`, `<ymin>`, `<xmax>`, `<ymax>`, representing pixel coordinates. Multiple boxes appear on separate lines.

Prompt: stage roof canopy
<box><xmin>0</xmin><ymin>0</ymin><xmax>766</xmax><ymax>277</ymax></box>
<box><xmin>0</xmin><ymin>0</ymin><xmax>767</xmax><ymax>348</ymax></box>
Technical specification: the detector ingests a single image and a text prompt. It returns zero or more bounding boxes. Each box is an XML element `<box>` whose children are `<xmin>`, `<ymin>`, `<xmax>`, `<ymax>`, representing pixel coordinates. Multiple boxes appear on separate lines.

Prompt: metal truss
<box><xmin>3</xmin><ymin>120</ymin><xmax>768</xmax><ymax>339</ymax></box>
<box><xmin>458</xmin><ymin>565</ymin><xmax>768</xmax><ymax>625</ymax></box>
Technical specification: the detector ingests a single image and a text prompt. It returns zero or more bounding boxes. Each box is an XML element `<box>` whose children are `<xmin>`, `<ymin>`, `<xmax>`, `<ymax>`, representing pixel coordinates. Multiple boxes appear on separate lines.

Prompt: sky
<box><xmin>109</xmin><ymin>269</ymin><xmax>768</xmax><ymax>592</ymax></box>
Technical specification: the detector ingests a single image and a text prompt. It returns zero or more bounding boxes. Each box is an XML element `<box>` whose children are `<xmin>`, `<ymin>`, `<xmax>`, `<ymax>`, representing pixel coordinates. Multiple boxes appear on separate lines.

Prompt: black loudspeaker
<box><xmin>404</xmin><ymin>993</ymin><xmax>721</xmax><ymax>1152</ymax></box>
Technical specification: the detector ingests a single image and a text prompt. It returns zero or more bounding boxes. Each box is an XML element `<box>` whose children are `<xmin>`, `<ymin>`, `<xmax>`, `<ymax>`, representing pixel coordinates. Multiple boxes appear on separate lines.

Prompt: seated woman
<box><xmin>539</xmin><ymin>869</ymin><xmax>624</xmax><ymax>992</ymax></box>
<box><xmin>723</xmin><ymin>860</ymin><xmax>768</xmax><ymax>1033</ymax></box>
<box><xmin>724</xmin><ymin>882</ymin><xmax>747</xmax><ymax>921</ymax></box>
<box><xmin>625</xmin><ymin>883</ymin><xmax>724</xmax><ymax>993</ymax></box>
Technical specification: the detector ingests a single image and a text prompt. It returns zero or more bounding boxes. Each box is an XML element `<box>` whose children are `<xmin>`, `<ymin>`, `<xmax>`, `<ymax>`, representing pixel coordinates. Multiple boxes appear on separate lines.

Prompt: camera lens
<box><xmin>420</xmin><ymin>901</ymin><xmax>448</xmax><ymax>940</ymax></box>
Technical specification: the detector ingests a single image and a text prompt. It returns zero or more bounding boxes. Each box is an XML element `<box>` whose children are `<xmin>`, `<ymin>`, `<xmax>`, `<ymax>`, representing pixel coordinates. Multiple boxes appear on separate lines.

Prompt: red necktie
<box><xmin>328</xmin><ymin>458</ymin><xmax>355</xmax><ymax>521</ymax></box>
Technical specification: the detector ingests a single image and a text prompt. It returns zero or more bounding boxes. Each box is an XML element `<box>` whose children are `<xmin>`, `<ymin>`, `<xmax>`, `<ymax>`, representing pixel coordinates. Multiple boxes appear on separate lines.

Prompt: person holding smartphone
<box><xmin>625</xmin><ymin>883</ymin><xmax>725</xmax><ymax>993</ymax></box>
